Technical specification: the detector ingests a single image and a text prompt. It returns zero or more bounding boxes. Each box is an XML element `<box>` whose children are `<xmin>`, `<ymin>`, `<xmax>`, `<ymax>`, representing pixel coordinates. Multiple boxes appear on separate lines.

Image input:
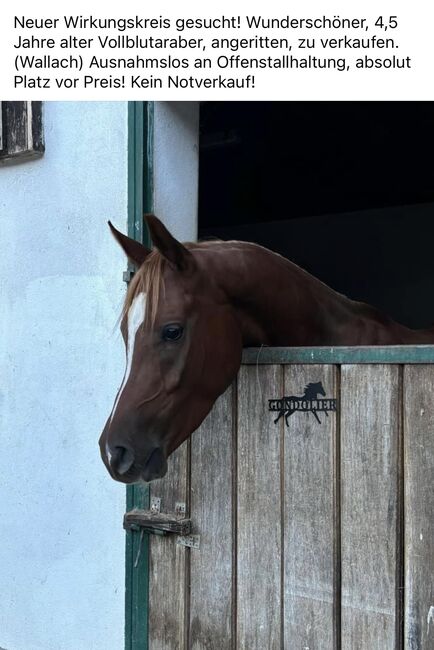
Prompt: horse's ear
<box><xmin>108</xmin><ymin>221</ymin><xmax>151</xmax><ymax>267</ymax></box>
<box><xmin>145</xmin><ymin>214</ymin><xmax>196</xmax><ymax>273</ymax></box>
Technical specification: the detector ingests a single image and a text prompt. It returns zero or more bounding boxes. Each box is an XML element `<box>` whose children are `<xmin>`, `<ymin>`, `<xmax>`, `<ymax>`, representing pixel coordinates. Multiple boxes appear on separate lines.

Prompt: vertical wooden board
<box><xmin>4</xmin><ymin>101</ymin><xmax>29</xmax><ymax>154</ymax></box>
<box><xmin>125</xmin><ymin>101</ymin><xmax>150</xmax><ymax>650</ymax></box>
<box><xmin>237</xmin><ymin>364</ymin><xmax>282</xmax><ymax>650</ymax></box>
<box><xmin>189</xmin><ymin>385</ymin><xmax>234</xmax><ymax>649</ymax></box>
<box><xmin>283</xmin><ymin>364</ymin><xmax>337</xmax><ymax>649</ymax></box>
<box><xmin>404</xmin><ymin>365</ymin><xmax>434</xmax><ymax>650</ymax></box>
<box><xmin>340</xmin><ymin>365</ymin><xmax>400</xmax><ymax>649</ymax></box>
<box><xmin>126</xmin><ymin>484</ymin><xmax>150</xmax><ymax>650</ymax></box>
<box><xmin>30</xmin><ymin>101</ymin><xmax>45</xmax><ymax>153</ymax></box>
<box><xmin>148</xmin><ymin>442</ymin><xmax>189</xmax><ymax>650</ymax></box>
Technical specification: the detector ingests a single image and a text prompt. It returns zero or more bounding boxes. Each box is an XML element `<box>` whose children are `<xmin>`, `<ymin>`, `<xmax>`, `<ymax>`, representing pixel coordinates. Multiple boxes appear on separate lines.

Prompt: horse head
<box><xmin>99</xmin><ymin>215</ymin><xmax>242</xmax><ymax>483</ymax></box>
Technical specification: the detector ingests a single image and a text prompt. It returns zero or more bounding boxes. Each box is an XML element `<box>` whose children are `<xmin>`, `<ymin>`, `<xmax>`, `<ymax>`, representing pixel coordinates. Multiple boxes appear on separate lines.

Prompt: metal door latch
<box><xmin>124</xmin><ymin>508</ymin><xmax>191</xmax><ymax>536</ymax></box>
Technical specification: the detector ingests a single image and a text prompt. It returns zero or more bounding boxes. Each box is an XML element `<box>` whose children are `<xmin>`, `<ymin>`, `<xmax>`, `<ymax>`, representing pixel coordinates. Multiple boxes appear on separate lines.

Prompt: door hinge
<box><xmin>123</xmin><ymin>268</ymin><xmax>135</xmax><ymax>283</ymax></box>
<box><xmin>177</xmin><ymin>535</ymin><xmax>201</xmax><ymax>549</ymax></box>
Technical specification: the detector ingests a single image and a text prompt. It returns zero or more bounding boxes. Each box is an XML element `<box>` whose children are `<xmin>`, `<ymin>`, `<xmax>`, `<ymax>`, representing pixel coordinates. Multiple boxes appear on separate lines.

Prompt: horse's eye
<box><xmin>162</xmin><ymin>324</ymin><xmax>184</xmax><ymax>342</ymax></box>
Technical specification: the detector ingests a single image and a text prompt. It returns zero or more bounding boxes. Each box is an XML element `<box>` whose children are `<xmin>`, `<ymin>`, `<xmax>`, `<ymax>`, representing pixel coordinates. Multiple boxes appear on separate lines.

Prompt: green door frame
<box><xmin>125</xmin><ymin>100</ymin><xmax>153</xmax><ymax>650</ymax></box>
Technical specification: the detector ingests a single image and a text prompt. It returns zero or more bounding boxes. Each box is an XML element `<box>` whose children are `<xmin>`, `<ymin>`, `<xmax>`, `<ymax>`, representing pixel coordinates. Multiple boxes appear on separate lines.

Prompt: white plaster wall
<box><xmin>153</xmin><ymin>102</ymin><xmax>199</xmax><ymax>240</ymax></box>
<box><xmin>0</xmin><ymin>102</ymin><xmax>128</xmax><ymax>650</ymax></box>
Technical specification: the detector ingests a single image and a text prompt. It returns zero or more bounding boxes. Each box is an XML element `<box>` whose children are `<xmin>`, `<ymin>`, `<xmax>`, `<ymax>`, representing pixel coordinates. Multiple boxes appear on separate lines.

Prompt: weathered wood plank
<box><xmin>4</xmin><ymin>101</ymin><xmax>29</xmax><ymax>155</ymax></box>
<box><xmin>404</xmin><ymin>365</ymin><xmax>434</xmax><ymax>650</ymax></box>
<box><xmin>242</xmin><ymin>346</ymin><xmax>434</xmax><ymax>365</ymax></box>
<box><xmin>283</xmin><ymin>364</ymin><xmax>337</xmax><ymax>649</ymax></box>
<box><xmin>340</xmin><ymin>365</ymin><xmax>400</xmax><ymax>649</ymax></box>
<box><xmin>0</xmin><ymin>101</ymin><xmax>45</xmax><ymax>163</ymax></box>
<box><xmin>237</xmin><ymin>364</ymin><xmax>282</xmax><ymax>650</ymax></box>
<box><xmin>148</xmin><ymin>443</ymin><xmax>189</xmax><ymax>650</ymax></box>
<box><xmin>30</xmin><ymin>101</ymin><xmax>44</xmax><ymax>153</ymax></box>
<box><xmin>189</xmin><ymin>386</ymin><xmax>234</xmax><ymax>650</ymax></box>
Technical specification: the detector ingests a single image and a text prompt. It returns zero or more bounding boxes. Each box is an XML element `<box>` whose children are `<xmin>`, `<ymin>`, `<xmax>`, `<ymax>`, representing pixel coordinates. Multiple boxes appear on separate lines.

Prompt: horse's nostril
<box><xmin>108</xmin><ymin>445</ymin><xmax>135</xmax><ymax>475</ymax></box>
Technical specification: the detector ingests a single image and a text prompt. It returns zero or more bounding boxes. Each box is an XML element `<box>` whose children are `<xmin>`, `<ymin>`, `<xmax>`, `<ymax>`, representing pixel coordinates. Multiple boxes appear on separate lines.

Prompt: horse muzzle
<box><xmin>139</xmin><ymin>447</ymin><xmax>168</xmax><ymax>482</ymax></box>
<box><xmin>103</xmin><ymin>443</ymin><xmax>168</xmax><ymax>484</ymax></box>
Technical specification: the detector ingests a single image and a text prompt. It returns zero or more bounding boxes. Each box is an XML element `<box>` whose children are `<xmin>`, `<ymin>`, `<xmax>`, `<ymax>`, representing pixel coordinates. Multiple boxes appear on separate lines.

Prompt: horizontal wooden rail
<box><xmin>242</xmin><ymin>345</ymin><xmax>434</xmax><ymax>365</ymax></box>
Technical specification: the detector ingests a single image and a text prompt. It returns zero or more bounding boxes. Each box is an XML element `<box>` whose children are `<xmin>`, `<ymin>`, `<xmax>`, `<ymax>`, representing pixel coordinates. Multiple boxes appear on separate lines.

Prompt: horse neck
<box><xmin>199</xmin><ymin>241</ymin><xmax>359</xmax><ymax>346</ymax></box>
<box><xmin>197</xmin><ymin>240</ymin><xmax>434</xmax><ymax>346</ymax></box>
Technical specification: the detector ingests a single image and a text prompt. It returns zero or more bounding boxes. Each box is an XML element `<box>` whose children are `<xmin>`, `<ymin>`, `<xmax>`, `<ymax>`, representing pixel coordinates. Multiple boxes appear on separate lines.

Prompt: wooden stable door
<box><xmin>128</xmin><ymin>347</ymin><xmax>434</xmax><ymax>650</ymax></box>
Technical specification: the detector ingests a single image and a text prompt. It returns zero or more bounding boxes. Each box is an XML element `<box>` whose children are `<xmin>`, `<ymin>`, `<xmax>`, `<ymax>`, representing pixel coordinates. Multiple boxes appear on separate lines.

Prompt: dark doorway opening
<box><xmin>198</xmin><ymin>102</ymin><xmax>434</xmax><ymax>329</ymax></box>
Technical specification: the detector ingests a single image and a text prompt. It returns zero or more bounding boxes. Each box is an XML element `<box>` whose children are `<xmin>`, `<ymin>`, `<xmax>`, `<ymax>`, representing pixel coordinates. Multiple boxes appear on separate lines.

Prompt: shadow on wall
<box><xmin>200</xmin><ymin>202</ymin><xmax>434</xmax><ymax>330</ymax></box>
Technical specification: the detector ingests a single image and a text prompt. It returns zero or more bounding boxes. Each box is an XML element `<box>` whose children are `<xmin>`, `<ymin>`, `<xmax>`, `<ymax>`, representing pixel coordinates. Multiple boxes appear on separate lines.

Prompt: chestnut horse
<box><xmin>99</xmin><ymin>214</ymin><xmax>434</xmax><ymax>483</ymax></box>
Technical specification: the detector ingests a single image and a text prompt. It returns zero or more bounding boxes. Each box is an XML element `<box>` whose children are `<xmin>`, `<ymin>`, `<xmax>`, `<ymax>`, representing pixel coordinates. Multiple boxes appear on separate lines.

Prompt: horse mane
<box><xmin>122</xmin><ymin>250</ymin><xmax>166</xmax><ymax>325</ymax></box>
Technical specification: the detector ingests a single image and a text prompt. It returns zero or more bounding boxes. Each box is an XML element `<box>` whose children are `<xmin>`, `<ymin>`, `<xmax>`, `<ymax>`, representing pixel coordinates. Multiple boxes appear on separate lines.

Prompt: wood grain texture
<box><xmin>4</xmin><ymin>101</ymin><xmax>29</xmax><ymax>155</ymax></box>
<box><xmin>237</xmin><ymin>365</ymin><xmax>282</xmax><ymax>650</ymax></box>
<box><xmin>0</xmin><ymin>101</ymin><xmax>44</xmax><ymax>163</ymax></box>
<box><xmin>340</xmin><ymin>365</ymin><xmax>400</xmax><ymax>650</ymax></box>
<box><xmin>283</xmin><ymin>364</ymin><xmax>337</xmax><ymax>649</ymax></box>
<box><xmin>404</xmin><ymin>365</ymin><xmax>434</xmax><ymax>650</ymax></box>
<box><xmin>142</xmin><ymin>358</ymin><xmax>434</xmax><ymax>649</ymax></box>
<box><xmin>189</xmin><ymin>386</ymin><xmax>234</xmax><ymax>650</ymax></box>
<box><xmin>148</xmin><ymin>442</ymin><xmax>189</xmax><ymax>650</ymax></box>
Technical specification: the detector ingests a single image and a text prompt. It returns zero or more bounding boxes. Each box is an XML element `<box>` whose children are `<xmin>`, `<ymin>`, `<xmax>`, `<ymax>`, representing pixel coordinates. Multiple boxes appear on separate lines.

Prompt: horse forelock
<box><xmin>122</xmin><ymin>250</ymin><xmax>166</xmax><ymax>326</ymax></box>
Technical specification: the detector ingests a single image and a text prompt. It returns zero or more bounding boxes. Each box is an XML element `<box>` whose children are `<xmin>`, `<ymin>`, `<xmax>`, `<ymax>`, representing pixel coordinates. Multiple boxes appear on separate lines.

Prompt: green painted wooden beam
<box><xmin>242</xmin><ymin>345</ymin><xmax>434</xmax><ymax>365</ymax></box>
<box><xmin>125</xmin><ymin>101</ymin><xmax>153</xmax><ymax>650</ymax></box>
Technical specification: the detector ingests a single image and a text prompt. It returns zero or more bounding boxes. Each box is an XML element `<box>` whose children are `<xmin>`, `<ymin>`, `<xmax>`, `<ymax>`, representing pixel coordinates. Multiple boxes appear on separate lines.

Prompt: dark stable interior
<box><xmin>198</xmin><ymin>102</ymin><xmax>434</xmax><ymax>330</ymax></box>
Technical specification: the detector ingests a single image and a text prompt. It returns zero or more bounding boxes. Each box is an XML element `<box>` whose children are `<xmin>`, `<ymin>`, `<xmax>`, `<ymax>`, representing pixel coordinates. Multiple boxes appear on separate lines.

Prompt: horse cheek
<box><xmin>160</xmin><ymin>333</ymin><xmax>197</xmax><ymax>396</ymax></box>
<box><xmin>161</xmin><ymin>354</ymin><xmax>186</xmax><ymax>394</ymax></box>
